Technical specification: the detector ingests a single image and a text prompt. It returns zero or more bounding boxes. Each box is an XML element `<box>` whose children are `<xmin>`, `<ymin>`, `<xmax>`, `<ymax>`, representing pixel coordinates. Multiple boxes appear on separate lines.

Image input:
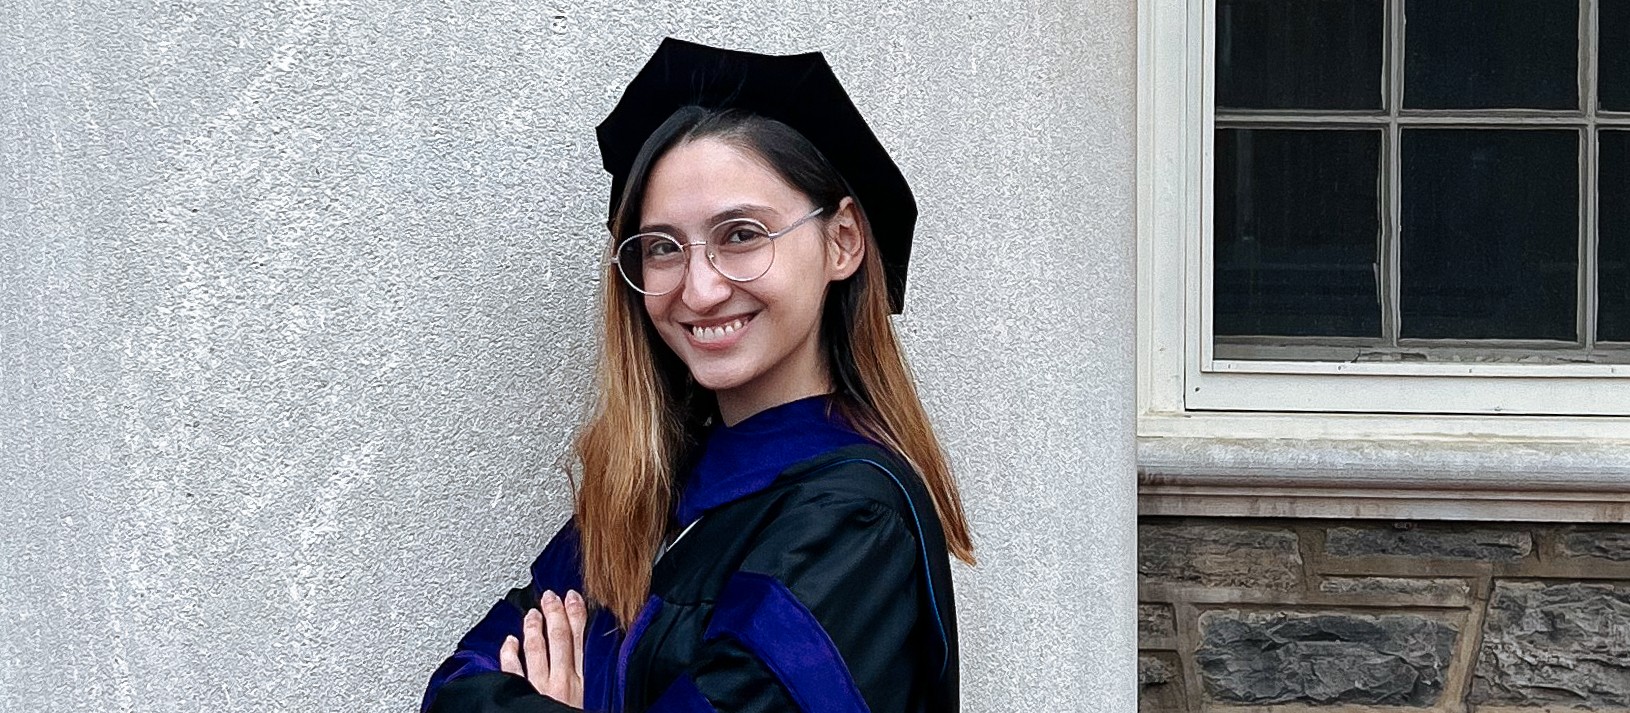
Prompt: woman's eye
<box><xmin>645</xmin><ymin>240</ymin><xmax>679</xmax><ymax>257</ymax></box>
<box><xmin>724</xmin><ymin>227</ymin><xmax>768</xmax><ymax>244</ymax></box>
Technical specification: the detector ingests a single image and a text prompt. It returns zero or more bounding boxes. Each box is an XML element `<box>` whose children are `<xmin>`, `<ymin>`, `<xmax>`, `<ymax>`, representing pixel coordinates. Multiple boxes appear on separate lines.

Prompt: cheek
<box><xmin>756</xmin><ymin>277</ymin><xmax>827</xmax><ymax>325</ymax></box>
<box><xmin>643</xmin><ymin>294</ymin><xmax>668</xmax><ymax>323</ymax></box>
<box><xmin>770</xmin><ymin>244</ymin><xmax>834</xmax><ymax>301</ymax></box>
<box><xmin>641</xmin><ymin>295</ymin><xmax>686</xmax><ymax>344</ymax></box>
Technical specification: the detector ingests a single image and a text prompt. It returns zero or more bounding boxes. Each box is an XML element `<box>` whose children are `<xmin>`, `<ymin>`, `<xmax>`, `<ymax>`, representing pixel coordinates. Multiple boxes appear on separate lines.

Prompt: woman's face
<box><xmin>637</xmin><ymin>137</ymin><xmax>862</xmax><ymax>422</ymax></box>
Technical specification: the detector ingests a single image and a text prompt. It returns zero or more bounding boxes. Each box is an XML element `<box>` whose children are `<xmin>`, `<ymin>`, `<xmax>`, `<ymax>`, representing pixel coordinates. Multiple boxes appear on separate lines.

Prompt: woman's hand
<box><xmin>500</xmin><ymin>589</ymin><xmax>587</xmax><ymax>709</ymax></box>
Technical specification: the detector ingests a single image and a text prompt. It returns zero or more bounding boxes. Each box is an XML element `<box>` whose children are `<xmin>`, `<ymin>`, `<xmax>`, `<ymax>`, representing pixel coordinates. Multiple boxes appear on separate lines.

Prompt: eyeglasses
<box><xmin>610</xmin><ymin>207</ymin><xmax>825</xmax><ymax>296</ymax></box>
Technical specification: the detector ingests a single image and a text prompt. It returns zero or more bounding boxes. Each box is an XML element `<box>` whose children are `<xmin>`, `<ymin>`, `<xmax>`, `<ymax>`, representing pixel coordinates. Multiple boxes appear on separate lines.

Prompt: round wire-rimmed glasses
<box><xmin>610</xmin><ymin>206</ymin><xmax>825</xmax><ymax>296</ymax></box>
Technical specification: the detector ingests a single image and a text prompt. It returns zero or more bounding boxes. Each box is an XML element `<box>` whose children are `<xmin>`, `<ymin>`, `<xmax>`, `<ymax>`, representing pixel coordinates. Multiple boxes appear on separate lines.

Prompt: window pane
<box><xmin>1603</xmin><ymin>0</ymin><xmax>1630</xmax><ymax>112</ymax></box>
<box><xmin>1217</xmin><ymin>0</ymin><xmax>1385</xmax><ymax>110</ymax></box>
<box><xmin>1403</xmin><ymin>0</ymin><xmax>1578</xmax><ymax>110</ymax></box>
<box><xmin>1602</xmin><ymin>131</ymin><xmax>1630</xmax><ymax>342</ymax></box>
<box><xmin>1215</xmin><ymin>129</ymin><xmax>1382</xmax><ymax>338</ymax></box>
<box><xmin>1400</xmin><ymin>129</ymin><xmax>1578</xmax><ymax>340</ymax></box>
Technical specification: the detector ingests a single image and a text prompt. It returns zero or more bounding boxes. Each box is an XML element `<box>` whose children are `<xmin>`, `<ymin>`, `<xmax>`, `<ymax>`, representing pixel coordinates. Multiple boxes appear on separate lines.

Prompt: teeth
<box><xmin>690</xmin><ymin>317</ymin><xmax>747</xmax><ymax>342</ymax></box>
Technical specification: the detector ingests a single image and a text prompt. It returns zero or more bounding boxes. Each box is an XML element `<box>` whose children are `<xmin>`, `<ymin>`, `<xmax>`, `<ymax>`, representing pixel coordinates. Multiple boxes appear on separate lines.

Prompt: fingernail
<box><xmin>566</xmin><ymin>590</ymin><xmax>583</xmax><ymax>606</ymax></box>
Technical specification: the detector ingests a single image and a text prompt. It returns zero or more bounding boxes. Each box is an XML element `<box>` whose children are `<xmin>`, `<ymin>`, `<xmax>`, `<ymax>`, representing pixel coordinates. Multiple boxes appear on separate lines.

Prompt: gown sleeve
<box><xmin>422</xmin><ymin>517</ymin><xmax>622</xmax><ymax>713</ymax></box>
<box><xmin>644</xmin><ymin>492</ymin><xmax>927</xmax><ymax>713</ymax></box>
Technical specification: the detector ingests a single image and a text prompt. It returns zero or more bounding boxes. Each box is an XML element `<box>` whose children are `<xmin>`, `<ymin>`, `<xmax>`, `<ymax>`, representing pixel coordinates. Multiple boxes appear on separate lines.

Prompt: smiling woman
<box><xmin>420</xmin><ymin>38</ymin><xmax>975</xmax><ymax>713</ymax></box>
<box><xmin>635</xmin><ymin>126</ymin><xmax>864</xmax><ymax>423</ymax></box>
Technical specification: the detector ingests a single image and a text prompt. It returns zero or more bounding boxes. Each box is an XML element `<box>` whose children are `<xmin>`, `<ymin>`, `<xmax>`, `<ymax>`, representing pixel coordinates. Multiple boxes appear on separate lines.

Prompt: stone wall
<box><xmin>1139</xmin><ymin>517</ymin><xmax>1630</xmax><ymax>712</ymax></box>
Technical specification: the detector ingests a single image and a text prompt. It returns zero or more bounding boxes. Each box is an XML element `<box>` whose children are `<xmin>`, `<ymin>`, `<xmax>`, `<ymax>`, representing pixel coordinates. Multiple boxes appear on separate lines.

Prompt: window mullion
<box><xmin>1384</xmin><ymin>0</ymin><xmax>1404</xmax><ymax>347</ymax></box>
<box><xmin>1585</xmin><ymin>130</ymin><xmax>1600</xmax><ymax>350</ymax></box>
<box><xmin>1584</xmin><ymin>0</ymin><xmax>1601</xmax><ymax>349</ymax></box>
<box><xmin>1584</xmin><ymin>0</ymin><xmax>1599</xmax><ymax>117</ymax></box>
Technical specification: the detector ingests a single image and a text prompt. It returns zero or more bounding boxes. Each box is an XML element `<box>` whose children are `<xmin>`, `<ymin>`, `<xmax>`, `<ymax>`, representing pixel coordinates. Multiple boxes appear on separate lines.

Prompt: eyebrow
<box><xmin>638</xmin><ymin>203</ymin><xmax>779</xmax><ymax>234</ymax></box>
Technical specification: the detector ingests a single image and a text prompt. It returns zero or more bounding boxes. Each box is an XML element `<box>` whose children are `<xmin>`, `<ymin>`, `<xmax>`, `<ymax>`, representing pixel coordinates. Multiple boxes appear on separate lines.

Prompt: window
<box><xmin>1139</xmin><ymin>0</ymin><xmax>1630</xmax><ymax>432</ymax></box>
<box><xmin>1215</xmin><ymin>0</ymin><xmax>1628</xmax><ymax>364</ymax></box>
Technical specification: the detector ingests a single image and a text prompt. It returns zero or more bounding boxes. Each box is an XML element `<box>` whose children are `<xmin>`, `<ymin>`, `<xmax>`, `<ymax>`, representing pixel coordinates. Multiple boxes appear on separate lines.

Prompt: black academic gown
<box><xmin>421</xmin><ymin>399</ymin><xmax>959</xmax><ymax>713</ymax></box>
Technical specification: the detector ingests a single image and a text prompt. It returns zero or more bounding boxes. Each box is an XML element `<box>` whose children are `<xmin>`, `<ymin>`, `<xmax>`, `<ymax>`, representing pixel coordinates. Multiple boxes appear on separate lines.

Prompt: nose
<box><xmin>678</xmin><ymin>242</ymin><xmax>731</xmax><ymax>312</ymax></box>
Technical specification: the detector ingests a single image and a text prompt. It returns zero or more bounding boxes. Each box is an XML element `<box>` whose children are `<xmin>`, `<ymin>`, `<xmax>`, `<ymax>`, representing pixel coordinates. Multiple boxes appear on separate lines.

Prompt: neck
<box><xmin>715</xmin><ymin>373</ymin><xmax>834</xmax><ymax>428</ymax></box>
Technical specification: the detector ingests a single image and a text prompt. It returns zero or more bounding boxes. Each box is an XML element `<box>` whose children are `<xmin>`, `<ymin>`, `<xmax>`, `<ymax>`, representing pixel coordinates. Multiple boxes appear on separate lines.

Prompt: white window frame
<box><xmin>1136</xmin><ymin>0</ymin><xmax>1630</xmax><ymax>521</ymax></box>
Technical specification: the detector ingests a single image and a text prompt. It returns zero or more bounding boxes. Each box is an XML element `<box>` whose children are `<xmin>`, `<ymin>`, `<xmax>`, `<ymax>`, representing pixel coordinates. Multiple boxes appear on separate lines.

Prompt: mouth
<box><xmin>683</xmin><ymin>312</ymin><xmax>757</xmax><ymax>346</ymax></box>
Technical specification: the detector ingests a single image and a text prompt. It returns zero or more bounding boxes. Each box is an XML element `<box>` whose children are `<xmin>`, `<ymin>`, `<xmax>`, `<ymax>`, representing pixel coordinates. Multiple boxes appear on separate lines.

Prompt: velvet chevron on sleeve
<box><xmin>698</xmin><ymin>502</ymin><xmax>921</xmax><ymax>712</ymax></box>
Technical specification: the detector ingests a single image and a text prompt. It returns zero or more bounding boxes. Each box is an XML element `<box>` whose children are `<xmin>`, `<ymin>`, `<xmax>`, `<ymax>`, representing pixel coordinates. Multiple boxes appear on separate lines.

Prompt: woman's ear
<box><xmin>825</xmin><ymin>197</ymin><xmax>865</xmax><ymax>281</ymax></box>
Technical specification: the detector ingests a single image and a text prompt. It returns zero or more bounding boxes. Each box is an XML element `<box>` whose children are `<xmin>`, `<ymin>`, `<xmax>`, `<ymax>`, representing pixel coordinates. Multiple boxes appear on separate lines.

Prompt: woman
<box><xmin>422</xmin><ymin>38</ymin><xmax>975</xmax><ymax>713</ymax></box>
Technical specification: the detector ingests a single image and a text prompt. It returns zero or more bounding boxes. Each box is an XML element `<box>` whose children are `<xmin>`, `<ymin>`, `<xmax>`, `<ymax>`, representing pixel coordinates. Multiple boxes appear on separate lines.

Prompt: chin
<box><xmin>687</xmin><ymin>363</ymin><xmax>761</xmax><ymax>393</ymax></box>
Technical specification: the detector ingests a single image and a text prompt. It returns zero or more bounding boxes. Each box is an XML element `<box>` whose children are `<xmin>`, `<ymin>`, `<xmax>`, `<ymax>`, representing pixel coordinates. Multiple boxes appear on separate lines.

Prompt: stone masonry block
<box><xmin>1319</xmin><ymin>576</ymin><xmax>1471</xmax><ymax>599</ymax></box>
<box><xmin>1196</xmin><ymin>609</ymin><xmax>1459</xmax><ymax>707</ymax></box>
<box><xmin>1559</xmin><ymin>527</ymin><xmax>1630</xmax><ymax>562</ymax></box>
<box><xmin>1139</xmin><ymin>524</ymin><xmax>1302</xmax><ymax>590</ymax></box>
<box><xmin>1138</xmin><ymin>604</ymin><xmax>1176</xmax><ymax>643</ymax></box>
<box><xmin>1139</xmin><ymin>654</ymin><xmax>1176</xmax><ymax>687</ymax></box>
<box><xmin>1471</xmin><ymin>581</ymin><xmax>1630</xmax><ymax>709</ymax></box>
<box><xmin>1139</xmin><ymin>652</ymin><xmax>1186</xmax><ymax>713</ymax></box>
<box><xmin>1325</xmin><ymin>525</ymin><xmax>1531</xmax><ymax>561</ymax></box>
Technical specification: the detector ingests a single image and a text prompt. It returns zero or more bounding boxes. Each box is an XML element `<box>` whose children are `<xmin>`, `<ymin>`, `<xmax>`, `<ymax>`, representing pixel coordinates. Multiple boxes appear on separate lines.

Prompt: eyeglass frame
<box><xmin>608</xmin><ymin>206</ymin><xmax>826</xmax><ymax>296</ymax></box>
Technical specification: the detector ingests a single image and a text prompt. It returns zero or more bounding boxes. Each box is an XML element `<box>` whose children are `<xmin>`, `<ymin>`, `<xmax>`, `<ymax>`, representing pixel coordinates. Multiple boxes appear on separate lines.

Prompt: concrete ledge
<box><xmin>1139</xmin><ymin>437</ymin><xmax>1630</xmax><ymax>523</ymax></box>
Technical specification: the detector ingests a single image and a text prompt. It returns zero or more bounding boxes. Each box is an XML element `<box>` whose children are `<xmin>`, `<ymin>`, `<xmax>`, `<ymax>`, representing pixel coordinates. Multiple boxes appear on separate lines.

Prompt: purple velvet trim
<box><xmin>705</xmin><ymin>571</ymin><xmax>871</xmax><ymax>713</ymax></box>
<box><xmin>423</xmin><ymin>519</ymin><xmax>614</xmax><ymax>713</ymax></box>
<box><xmin>528</xmin><ymin>518</ymin><xmax>586</xmax><ymax>599</ymax></box>
<box><xmin>461</xmin><ymin>599</ymin><xmax>525</xmax><ymax>656</ymax></box>
<box><xmin>420</xmin><ymin>599</ymin><xmax>521</xmax><ymax>712</ymax></box>
<box><xmin>615</xmin><ymin>595</ymin><xmax>664</xmax><ymax>713</ymax></box>
<box><xmin>646</xmin><ymin>674</ymin><xmax>717</xmax><ymax>713</ymax></box>
<box><xmin>675</xmin><ymin>394</ymin><xmax>872</xmax><ymax>527</ymax></box>
<box><xmin>583</xmin><ymin>608</ymin><xmax>622</xmax><ymax>713</ymax></box>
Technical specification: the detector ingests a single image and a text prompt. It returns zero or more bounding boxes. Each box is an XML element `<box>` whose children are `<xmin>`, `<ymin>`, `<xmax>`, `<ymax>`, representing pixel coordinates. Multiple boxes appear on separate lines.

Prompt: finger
<box><xmin>499</xmin><ymin>635</ymin><xmax>523</xmax><ymax>677</ymax></box>
<box><xmin>541</xmin><ymin>590</ymin><xmax>575</xmax><ymax>694</ymax></box>
<box><xmin>523</xmin><ymin>607</ymin><xmax>549</xmax><ymax>692</ymax></box>
<box><xmin>565</xmin><ymin>590</ymin><xmax>587</xmax><ymax>682</ymax></box>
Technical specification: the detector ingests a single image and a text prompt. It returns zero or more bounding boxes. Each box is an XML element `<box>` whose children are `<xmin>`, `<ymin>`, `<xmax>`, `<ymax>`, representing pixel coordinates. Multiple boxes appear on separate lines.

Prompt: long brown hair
<box><xmin>572</xmin><ymin>107</ymin><xmax>975</xmax><ymax>626</ymax></box>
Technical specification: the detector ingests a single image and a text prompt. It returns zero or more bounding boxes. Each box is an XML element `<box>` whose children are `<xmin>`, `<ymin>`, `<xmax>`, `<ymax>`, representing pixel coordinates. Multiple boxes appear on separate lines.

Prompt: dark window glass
<box><xmin>1400</xmin><ymin>129</ymin><xmax>1578</xmax><ymax>340</ymax></box>
<box><xmin>1215</xmin><ymin>129</ymin><xmax>1382</xmax><ymax>337</ymax></box>
<box><xmin>1217</xmin><ymin>0</ymin><xmax>1385</xmax><ymax>110</ymax></box>
<box><xmin>1404</xmin><ymin>0</ymin><xmax>1578</xmax><ymax>110</ymax></box>
<box><xmin>1604</xmin><ymin>0</ymin><xmax>1630</xmax><ymax>112</ymax></box>
<box><xmin>1602</xmin><ymin>131</ymin><xmax>1630</xmax><ymax>341</ymax></box>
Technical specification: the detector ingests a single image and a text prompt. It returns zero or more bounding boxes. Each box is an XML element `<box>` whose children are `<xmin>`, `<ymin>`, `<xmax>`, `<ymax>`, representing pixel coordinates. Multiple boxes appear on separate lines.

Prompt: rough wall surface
<box><xmin>1139</xmin><ymin>518</ymin><xmax>1630</xmax><ymax>713</ymax></box>
<box><xmin>0</xmin><ymin>1</ymin><xmax>1137</xmax><ymax>711</ymax></box>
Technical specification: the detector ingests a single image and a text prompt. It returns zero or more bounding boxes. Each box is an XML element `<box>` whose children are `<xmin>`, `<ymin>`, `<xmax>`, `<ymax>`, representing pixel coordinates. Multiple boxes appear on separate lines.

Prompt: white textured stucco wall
<box><xmin>0</xmin><ymin>2</ymin><xmax>1136</xmax><ymax>711</ymax></box>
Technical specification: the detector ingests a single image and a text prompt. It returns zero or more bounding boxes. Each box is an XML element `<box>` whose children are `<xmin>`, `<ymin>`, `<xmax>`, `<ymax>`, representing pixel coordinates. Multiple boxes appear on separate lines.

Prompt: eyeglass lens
<box><xmin>616</xmin><ymin>218</ymin><xmax>775</xmax><ymax>294</ymax></box>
